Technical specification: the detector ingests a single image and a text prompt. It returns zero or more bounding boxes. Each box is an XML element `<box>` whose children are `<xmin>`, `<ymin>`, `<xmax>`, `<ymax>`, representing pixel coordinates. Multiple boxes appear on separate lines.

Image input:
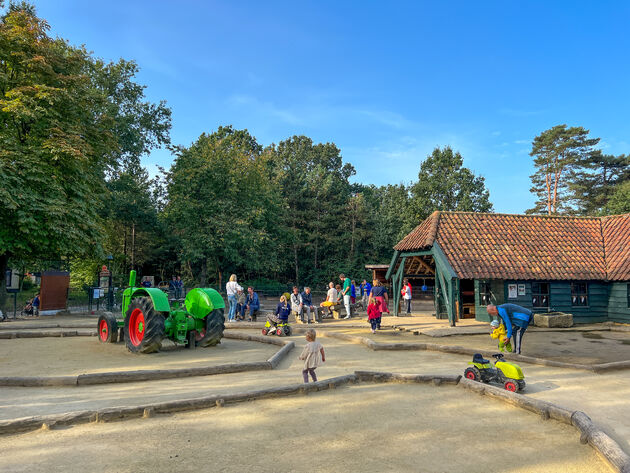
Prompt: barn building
<box><xmin>386</xmin><ymin>211</ymin><xmax>630</xmax><ymax>326</ymax></box>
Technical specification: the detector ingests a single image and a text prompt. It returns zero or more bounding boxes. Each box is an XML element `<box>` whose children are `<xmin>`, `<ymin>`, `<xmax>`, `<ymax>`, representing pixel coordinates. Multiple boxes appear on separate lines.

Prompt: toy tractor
<box><xmin>97</xmin><ymin>270</ymin><xmax>225</xmax><ymax>353</ymax></box>
<box><xmin>464</xmin><ymin>353</ymin><xmax>526</xmax><ymax>392</ymax></box>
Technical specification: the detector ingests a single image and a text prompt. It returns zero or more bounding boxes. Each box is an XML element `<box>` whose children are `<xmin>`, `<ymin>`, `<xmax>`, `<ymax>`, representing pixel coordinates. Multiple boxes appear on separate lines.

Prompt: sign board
<box><xmin>5</xmin><ymin>269</ymin><xmax>20</xmax><ymax>290</ymax></box>
<box><xmin>508</xmin><ymin>284</ymin><xmax>518</xmax><ymax>299</ymax></box>
<box><xmin>518</xmin><ymin>284</ymin><xmax>526</xmax><ymax>296</ymax></box>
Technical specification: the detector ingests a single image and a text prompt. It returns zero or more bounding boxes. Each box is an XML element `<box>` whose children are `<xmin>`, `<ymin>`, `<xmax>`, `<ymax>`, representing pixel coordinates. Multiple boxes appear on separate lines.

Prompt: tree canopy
<box><xmin>0</xmin><ymin>2</ymin><xmax>171</xmax><ymax>307</ymax></box>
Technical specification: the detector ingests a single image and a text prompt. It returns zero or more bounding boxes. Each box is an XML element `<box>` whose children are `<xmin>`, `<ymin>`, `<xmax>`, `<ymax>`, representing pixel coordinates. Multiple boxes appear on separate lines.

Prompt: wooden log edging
<box><xmin>0</xmin><ymin>334</ymin><xmax>295</xmax><ymax>387</ymax></box>
<box><xmin>0</xmin><ymin>374</ymin><xmax>358</xmax><ymax>436</ymax></box>
<box><xmin>458</xmin><ymin>378</ymin><xmax>630</xmax><ymax>473</ymax></box>
<box><xmin>355</xmin><ymin>370</ymin><xmax>461</xmax><ymax>386</ymax></box>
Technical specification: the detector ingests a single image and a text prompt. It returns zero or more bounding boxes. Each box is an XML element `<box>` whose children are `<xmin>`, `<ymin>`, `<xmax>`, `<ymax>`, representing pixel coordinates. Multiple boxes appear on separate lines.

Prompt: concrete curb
<box><xmin>0</xmin><ymin>333</ymin><xmax>294</xmax><ymax>387</ymax></box>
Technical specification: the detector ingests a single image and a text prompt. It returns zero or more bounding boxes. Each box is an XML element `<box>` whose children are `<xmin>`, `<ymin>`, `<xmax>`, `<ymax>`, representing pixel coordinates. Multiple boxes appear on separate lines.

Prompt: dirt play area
<box><xmin>0</xmin><ymin>336</ymin><xmax>278</xmax><ymax>376</ymax></box>
<box><xmin>1</xmin><ymin>314</ymin><xmax>629</xmax><ymax>472</ymax></box>
<box><xmin>0</xmin><ymin>384</ymin><xmax>609</xmax><ymax>473</ymax></box>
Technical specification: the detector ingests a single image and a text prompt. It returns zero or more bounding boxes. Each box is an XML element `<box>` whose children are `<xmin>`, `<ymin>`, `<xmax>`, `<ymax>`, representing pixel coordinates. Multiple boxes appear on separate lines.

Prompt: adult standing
<box><xmin>340</xmin><ymin>273</ymin><xmax>352</xmax><ymax>319</ymax></box>
<box><xmin>168</xmin><ymin>276</ymin><xmax>177</xmax><ymax>298</ymax></box>
<box><xmin>350</xmin><ymin>280</ymin><xmax>357</xmax><ymax>304</ymax></box>
<box><xmin>225</xmin><ymin>274</ymin><xmax>242</xmax><ymax>322</ymax></box>
<box><xmin>175</xmin><ymin>276</ymin><xmax>184</xmax><ymax>299</ymax></box>
<box><xmin>486</xmin><ymin>304</ymin><xmax>533</xmax><ymax>355</ymax></box>
<box><xmin>369</xmin><ymin>280</ymin><xmax>389</xmax><ymax>316</ymax></box>
<box><xmin>290</xmin><ymin>286</ymin><xmax>304</xmax><ymax>324</ymax></box>
<box><xmin>360</xmin><ymin>279</ymin><xmax>372</xmax><ymax>310</ymax></box>
<box><xmin>32</xmin><ymin>293</ymin><xmax>40</xmax><ymax>316</ymax></box>
<box><xmin>245</xmin><ymin>286</ymin><xmax>260</xmax><ymax>321</ymax></box>
<box><xmin>401</xmin><ymin>278</ymin><xmax>412</xmax><ymax>315</ymax></box>
<box><xmin>301</xmin><ymin>286</ymin><xmax>318</xmax><ymax>323</ymax></box>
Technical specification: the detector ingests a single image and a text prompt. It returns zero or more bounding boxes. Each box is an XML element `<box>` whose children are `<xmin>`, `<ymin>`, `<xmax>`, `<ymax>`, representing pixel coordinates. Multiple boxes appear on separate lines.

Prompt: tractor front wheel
<box><xmin>196</xmin><ymin>308</ymin><xmax>225</xmax><ymax>347</ymax></box>
<box><xmin>98</xmin><ymin>313</ymin><xmax>118</xmax><ymax>343</ymax></box>
<box><xmin>504</xmin><ymin>380</ymin><xmax>519</xmax><ymax>392</ymax></box>
<box><xmin>464</xmin><ymin>367</ymin><xmax>481</xmax><ymax>382</ymax></box>
<box><xmin>124</xmin><ymin>297</ymin><xmax>165</xmax><ymax>353</ymax></box>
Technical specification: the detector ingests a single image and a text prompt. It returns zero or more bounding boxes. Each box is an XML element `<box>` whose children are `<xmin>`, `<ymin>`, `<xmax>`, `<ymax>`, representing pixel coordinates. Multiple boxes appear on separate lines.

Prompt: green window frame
<box><xmin>532</xmin><ymin>282</ymin><xmax>549</xmax><ymax>308</ymax></box>
<box><xmin>570</xmin><ymin>282</ymin><xmax>588</xmax><ymax>307</ymax></box>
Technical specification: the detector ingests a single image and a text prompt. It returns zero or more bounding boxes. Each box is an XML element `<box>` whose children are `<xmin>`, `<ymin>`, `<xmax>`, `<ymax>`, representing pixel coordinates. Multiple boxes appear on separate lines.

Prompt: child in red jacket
<box><xmin>367</xmin><ymin>298</ymin><xmax>381</xmax><ymax>334</ymax></box>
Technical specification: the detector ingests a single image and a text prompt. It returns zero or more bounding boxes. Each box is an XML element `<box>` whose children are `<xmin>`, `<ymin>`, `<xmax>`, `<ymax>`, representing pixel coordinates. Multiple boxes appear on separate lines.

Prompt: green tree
<box><xmin>266</xmin><ymin>136</ymin><xmax>355</xmax><ymax>285</ymax></box>
<box><xmin>527</xmin><ymin>125</ymin><xmax>600</xmax><ymax>215</ymax></box>
<box><xmin>606</xmin><ymin>180</ymin><xmax>630</xmax><ymax>214</ymax></box>
<box><xmin>408</xmin><ymin>146</ymin><xmax>493</xmax><ymax>224</ymax></box>
<box><xmin>569</xmin><ymin>153</ymin><xmax>629</xmax><ymax>215</ymax></box>
<box><xmin>164</xmin><ymin>126</ymin><xmax>282</xmax><ymax>287</ymax></box>
<box><xmin>0</xmin><ymin>2</ymin><xmax>170</xmax><ymax>310</ymax></box>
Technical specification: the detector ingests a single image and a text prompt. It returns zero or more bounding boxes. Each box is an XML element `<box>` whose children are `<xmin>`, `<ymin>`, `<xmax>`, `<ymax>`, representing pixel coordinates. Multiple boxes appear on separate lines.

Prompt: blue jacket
<box><xmin>246</xmin><ymin>292</ymin><xmax>260</xmax><ymax>311</ymax></box>
<box><xmin>275</xmin><ymin>302</ymin><xmax>291</xmax><ymax>321</ymax></box>
<box><xmin>497</xmin><ymin>303</ymin><xmax>533</xmax><ymax>339</ymax></box>
<box><xmin>351</xmin><ymin>284</ymin><xmax>356</xmax><ymax>298</ymax></box>
<box><xmin>301</xmin><ymin>291</ymin><xmax>312</xmax><ymax>306</ymax></box>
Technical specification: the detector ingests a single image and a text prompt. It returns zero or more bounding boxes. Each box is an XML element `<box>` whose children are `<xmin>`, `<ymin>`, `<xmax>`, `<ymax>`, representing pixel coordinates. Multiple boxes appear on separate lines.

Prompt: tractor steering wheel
<box><xmin>492</xmin><ymin>353</ymin><xmax>504</xmax><ymax>360</ymax></box>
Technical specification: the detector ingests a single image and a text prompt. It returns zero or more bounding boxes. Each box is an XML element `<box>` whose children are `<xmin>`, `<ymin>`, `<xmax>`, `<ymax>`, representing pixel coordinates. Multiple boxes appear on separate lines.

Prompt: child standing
<box><xmin>298</xmin><ymin>329</ymin><xmax>325</xmax><ymax>383</ymax></box>
<box><xmin>367</xmin><ymin>298</ymin><xmax>381</xmax><ymax>333</ymax></box>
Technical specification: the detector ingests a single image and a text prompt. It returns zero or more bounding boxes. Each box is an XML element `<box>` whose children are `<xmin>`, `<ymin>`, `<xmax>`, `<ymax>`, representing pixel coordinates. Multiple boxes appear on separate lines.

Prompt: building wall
<box><xmin>608</xmin><ymin>282</ymin><xmax>630</xmax><ymax>323</ymax></box>
<box><xmin>474</xmin><ymin>279</ymin><xmax>610</xmax><ymax>324</ymax></box>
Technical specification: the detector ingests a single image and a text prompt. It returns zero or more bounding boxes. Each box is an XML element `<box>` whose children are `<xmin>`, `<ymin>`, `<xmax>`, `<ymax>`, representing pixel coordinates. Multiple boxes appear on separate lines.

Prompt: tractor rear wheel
<box><xmin>196</xmin><ymin>308</ymin><xmax>225</xmax><ymax>347</ymax></box>
<box><xmin>124</xmin><ymin>297</ymin><xmax>165</xmax><ymax>353</ymax></box>
<box><xmin>464</xmin><ymin>367</ymin><xmax>481</xmax><ymax>381</ymax></box>
<box><xmin>98</xmin><ymin>313</ymin><xmax>118</xmax><ymax>343</ymax></box>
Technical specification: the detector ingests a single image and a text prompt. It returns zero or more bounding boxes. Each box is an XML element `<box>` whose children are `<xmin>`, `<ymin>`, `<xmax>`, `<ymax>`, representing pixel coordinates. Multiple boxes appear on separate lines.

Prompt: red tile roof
<box><xmin>602</xmin><ymin>213</ymin><xmax>630</xmax><ymax>281</ymax></box>
<box><xmin>394</xmin><ymin>211</ymin><xmax>630</xmax><ymax>281</ymax></box>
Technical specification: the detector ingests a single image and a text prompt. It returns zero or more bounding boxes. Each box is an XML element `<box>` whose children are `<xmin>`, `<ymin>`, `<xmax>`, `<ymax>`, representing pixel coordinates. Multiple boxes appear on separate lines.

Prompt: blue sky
<box><xmin>31</xmin><ymin>0</ymin><xmax>630</xmax><ymax>213</ymax></box>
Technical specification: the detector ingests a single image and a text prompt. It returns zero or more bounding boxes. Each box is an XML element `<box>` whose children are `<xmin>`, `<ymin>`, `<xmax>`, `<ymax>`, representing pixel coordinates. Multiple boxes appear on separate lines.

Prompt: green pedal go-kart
<box><xmin>464</xmin><ymin>353</ymin><xmax>526</xmax><ymax>392</ymax></box>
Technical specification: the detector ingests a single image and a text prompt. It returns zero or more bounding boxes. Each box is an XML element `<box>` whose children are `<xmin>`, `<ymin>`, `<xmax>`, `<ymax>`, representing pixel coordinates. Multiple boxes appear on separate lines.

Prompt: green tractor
<box><xmin>97</xmin><ymin>270</ymin><xmax>225</xmax><ymax>353</ymax></box>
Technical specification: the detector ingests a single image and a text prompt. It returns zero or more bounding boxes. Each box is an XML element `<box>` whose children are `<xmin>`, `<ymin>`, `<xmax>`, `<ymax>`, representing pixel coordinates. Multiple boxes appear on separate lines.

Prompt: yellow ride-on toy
<box><xmin>262</xmin><ymin>319</ymin><xmax>292</xmax><ymax>337</ymax></box>
<box><xmin>464</xmin><ymin>353</ymin><xmax>525</xmax><ymax>392</ymax></box>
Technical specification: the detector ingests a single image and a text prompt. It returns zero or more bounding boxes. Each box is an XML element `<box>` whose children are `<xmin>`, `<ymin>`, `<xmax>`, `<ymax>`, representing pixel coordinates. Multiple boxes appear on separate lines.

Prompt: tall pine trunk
<box><xmin>0</xmin><ymin>253</ymin><xmax>9</xmax><ymax>315</ymax></box>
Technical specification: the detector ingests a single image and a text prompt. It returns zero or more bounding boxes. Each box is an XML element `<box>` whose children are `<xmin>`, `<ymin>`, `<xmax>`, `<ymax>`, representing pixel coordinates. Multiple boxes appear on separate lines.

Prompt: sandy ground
<box><xmin>0</xmin><ymin>337</ymin><xmax>278</xmax><ymax>376</ymax></box>
<box><xmin>0</xmin><ymin>384</ymin><xmax>609</xmax><ymax>473</ymax></box>
<box><xmin>334</xmin><ymin>326</ymin><xmax>630</xmax><ymax>364</ymax></box>
<box><xmin>2</xmin><ymin>331</ymin><xmax>630</xmax><ymax>455</ymax></box>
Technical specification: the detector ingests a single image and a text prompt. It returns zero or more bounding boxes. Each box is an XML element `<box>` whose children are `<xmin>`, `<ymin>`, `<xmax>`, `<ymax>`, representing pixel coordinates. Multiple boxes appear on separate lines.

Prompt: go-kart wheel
<box><xmin>124</xmin><ymin>297</ymin><xmax>165</xmax><ymax>354</ymax></box>
<box><xmin>196</xmin><ymin>308</ymin><xmax>225</xmax><ymax>347</ymax></box>
<box><xmin>464</xmin><ymin>367</ymin><xmax>481</xmax><ymax>381</ymax></box>
<box><xmin>284</xmin><ymin>325</ymin><xmax>292</xmax><ymax>336</ymax></box>
<box><xmin>517</xmin><ymin>380</ymin><xmax>526</xmax><ymax>391</ymax></box>
<box><xmin>98</xmin><ymin>313</ymin><xmax>118</xmax><ymax>343</ymax></box>
<box><xmin>276</xmin><ymin>328</ymin><xmax>284</xmax><ymax>336</ymax></box>
<box><xmin>504</xmin><ymin>380</ymin><xmax>518</xmax><ymax>392</ymax></box>
<box><xmin>262</xmin><ymin>328</ymin><xmax>268</xmax><ymax>335</ymax></box>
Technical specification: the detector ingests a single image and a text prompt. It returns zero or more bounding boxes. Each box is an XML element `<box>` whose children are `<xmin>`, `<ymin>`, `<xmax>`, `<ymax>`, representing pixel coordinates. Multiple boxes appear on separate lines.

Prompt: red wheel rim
<box><xmin>505</xmin><ymin>382</ymin><xmax>517</xmax><ymax>392</ymax></box>
<box><xmin>277</xmin><ymin>329</ymin><xmax>283</xmax><ymax>336</ymax></box>
<box><xmin>99</xmin><ymin>320</ymin><xmax>108</xmax><ymax>342</ymax></box>
<box><xmin>465</xmin><ymin>371</ymin><xmax>476</xmax><ymax>380</ymax></box>
<box><xmin>196</xmin><ymin>329</ymin><xmax>206</xmax><ymax>341</ymax></box>
<box><xmin>262</xmin><ymin>329</ymin><xmax>267</xmax><ymax>335</ymax></box>
<box><xmin>129</xmin><ymin>308</ymin><xmax>145</xmax><ymax>346</ymax></box>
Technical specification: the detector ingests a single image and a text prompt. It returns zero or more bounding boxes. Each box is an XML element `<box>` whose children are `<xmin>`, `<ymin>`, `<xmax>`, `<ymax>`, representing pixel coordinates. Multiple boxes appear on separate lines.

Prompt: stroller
<box><xmin>22</xmin><ymin>301</ymin><xmax>34</xmax><ymax>316</ymax></box>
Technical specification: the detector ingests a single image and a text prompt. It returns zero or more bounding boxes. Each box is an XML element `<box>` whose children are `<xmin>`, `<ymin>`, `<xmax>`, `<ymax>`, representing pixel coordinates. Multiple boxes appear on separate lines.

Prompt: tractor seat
<box><xmin>472</xmin><ymin>353</ymin><xmax>489</xmax><ymax>364</ymax></box>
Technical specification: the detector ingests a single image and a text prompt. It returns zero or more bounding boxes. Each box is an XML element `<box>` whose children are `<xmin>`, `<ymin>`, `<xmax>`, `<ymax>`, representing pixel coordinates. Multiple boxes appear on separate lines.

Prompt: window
<box><xmin>627</xmin><ymin>284</ymin><xmax>630</xmax><ymax>309</ymax></box>
<box><xmin>479</xmin><ymin>281</ymin><xmax>493</xmax><ymax>305</ymax></box>
<box><xmin>571</xmin><ymin>282</ymin><xmax>588</xmax><ymax>306</ymax></box>
<box><xmin>532</xmin><ymin>282</ymin><xmax>549</xmax><ymax>308</ymax></box>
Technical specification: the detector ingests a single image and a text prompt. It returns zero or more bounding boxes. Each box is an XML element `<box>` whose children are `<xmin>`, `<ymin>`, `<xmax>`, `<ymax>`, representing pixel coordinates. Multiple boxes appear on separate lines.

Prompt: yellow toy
<box><xmin>490</xmin><ymin>323</ymin><xmax>513</xmax><ymax>353</ymax></box>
